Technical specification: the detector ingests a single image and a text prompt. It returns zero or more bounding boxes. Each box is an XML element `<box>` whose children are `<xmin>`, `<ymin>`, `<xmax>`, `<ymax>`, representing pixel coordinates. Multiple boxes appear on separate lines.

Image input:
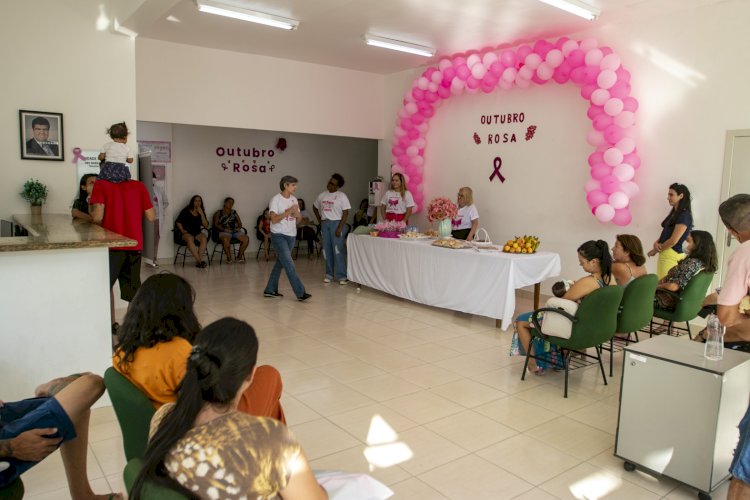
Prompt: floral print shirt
<box><xmin>655</xmin><ymin>257</ymin><xmax>704</xmax><ymax>310</ymax></box>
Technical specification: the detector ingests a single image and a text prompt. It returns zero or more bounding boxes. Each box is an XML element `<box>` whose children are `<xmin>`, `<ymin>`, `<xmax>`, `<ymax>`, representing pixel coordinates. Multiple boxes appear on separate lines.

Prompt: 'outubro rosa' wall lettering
<box><xmin>215</xmin><ymin>144</ymin><xmax>278</xmax><ymax>174</ymax></box>
<box><xmin>391</xmin><ymin>37</ymin><xmax>641</xmax><ymax>226</ymax></box>
<box><xmin>472</xmin><ymin>111</ymin><xmax>538</xmax><ymax>183</ymax></box>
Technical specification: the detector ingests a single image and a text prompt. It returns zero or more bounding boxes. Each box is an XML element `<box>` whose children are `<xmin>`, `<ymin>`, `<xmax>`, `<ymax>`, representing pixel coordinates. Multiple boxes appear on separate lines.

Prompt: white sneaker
<box><xmin>323</xmin><ymin>277</ymin><xmax>332</xmax><ymax>283</ymax></box>
<box><xmin>339</xmin><ymin>279</ymin><xmax>349</xmax><ymax>285</ymax></box>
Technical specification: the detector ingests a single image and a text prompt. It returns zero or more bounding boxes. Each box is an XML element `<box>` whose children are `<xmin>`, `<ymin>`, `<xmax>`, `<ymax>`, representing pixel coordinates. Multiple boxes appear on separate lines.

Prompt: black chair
<box><xmin>210</xmin><ymin>227</ymin><xmax>248</xmax><ymax>264</ymax></box>
<box><xmin>172</xmin><ymin>228</ymin><xmax>210</xmax><ymax>267</ymax></box>
<box><xmin>293</xmin><ymin>223</ymin><xmax>321</xmax><ymax>259</ymax></box>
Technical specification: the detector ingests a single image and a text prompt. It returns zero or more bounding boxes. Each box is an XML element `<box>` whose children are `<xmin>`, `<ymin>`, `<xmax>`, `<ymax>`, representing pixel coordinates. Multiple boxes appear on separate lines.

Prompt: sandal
<box><xmin>693</xmin><ymin>328</ymin><xmax>707</xmax><ymax>343</ymax></box>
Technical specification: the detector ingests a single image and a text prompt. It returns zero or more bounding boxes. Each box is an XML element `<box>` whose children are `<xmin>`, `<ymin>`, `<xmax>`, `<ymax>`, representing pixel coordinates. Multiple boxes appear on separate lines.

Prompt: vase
<box><xmin>30</xmin><ymin>204</ymin><xmax>42</xmax><ymax>216</ymax></box>
<box><xmin>437</xmin><ymin>218</ymin><xmax>452</xmax><ymax>238</ymax></box>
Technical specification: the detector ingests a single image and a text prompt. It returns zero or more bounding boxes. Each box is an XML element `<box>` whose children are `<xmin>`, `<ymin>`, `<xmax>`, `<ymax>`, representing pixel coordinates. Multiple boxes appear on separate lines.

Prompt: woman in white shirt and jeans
<box><xmin>313</xmin><ymin>173</ymin><xmax>351</xmax><ymax>285</ymax></box>
<box><xmin>263</xmin><ymin>176</ymin><xmax>311</xmax><ymax>301</ymax></box>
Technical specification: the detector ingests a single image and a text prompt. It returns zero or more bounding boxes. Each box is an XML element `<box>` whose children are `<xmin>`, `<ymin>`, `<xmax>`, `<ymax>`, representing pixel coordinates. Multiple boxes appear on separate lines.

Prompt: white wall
<box><xmin>0</xmin><ymin>1</ymin><xmax>137</xmax><ymax>219</ymax></box>
<box><xmin>136</xmin><ymin>38</ymin><xmax>385</xmax><ymax>140</ymax></box>
<box><xmin>381</xmin><ymin>1</ymin><xmax>750</xmax><ymax>290</ymax></box>
<box><xmin>138</xmin><ymin>122</ymin><xmax>378</xmax><ymax>259</ymax></box>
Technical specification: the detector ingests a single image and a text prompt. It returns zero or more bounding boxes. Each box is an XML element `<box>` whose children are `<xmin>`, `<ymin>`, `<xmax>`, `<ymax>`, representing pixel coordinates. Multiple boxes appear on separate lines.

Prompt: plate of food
<box><xmin>432</xmin><ymin>238</ymin><xmax>471</xmax><ymax>249</ymax></box>
<box><xmin>399</xmin><ymin>231</ymin><xmax>432</xmax><ymax>240</ymax></box>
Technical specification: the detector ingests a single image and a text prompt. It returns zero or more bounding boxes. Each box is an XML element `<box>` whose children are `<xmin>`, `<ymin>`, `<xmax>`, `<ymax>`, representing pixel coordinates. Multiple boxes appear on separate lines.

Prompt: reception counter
<box><xmin>0</xmin><ymin>214</ymin><xmax>135</xmax><ymax>403</ymax></box>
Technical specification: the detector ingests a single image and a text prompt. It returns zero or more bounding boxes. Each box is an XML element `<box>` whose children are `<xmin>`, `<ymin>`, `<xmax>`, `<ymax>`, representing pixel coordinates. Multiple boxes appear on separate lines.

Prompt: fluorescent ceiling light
<box><xmin>364</xmin><ymin>35</ymin><xmax>435</xmax><ymax>57</ymax></box>
<box><xmin>537</xmin><ymin>0</ymin><xmax>600</xmax><ymax>20</ymax></box>
<box><xmin>113</xmin><ymin>19</ymin><xmax>138</xmax><ymax>38</ymax></box>
<box><xmin>195</xmin><ymin>0</ymin><xmax>299</xmax><ymax>30</ymax></box>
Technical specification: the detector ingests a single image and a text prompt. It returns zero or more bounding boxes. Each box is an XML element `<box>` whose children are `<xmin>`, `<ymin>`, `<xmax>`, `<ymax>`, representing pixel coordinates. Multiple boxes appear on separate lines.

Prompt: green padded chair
<box><xmin>522</xmin><ymin>285</ymin><xmax>624</xmax><ymax>398</ymax></box>
<box><xmin>123</xmin><ymin>458</ymin><xmax>188</xmax><ymax>499</ymax></box>
<box><xmin>604</xmin><ymin>274</ymin><xmax>658</xmax><ymax>376</ymax></box>
<box><xmin>104</xmin><ymin>367</ymin><xmax>156</xmax><ymax>462</ymax></box>
<box><xmin>650</xmin><ymin>270</ymin><xmax>714</xmax><ymax>339</ymax></box>
<box><xmin>0</xmin><ymin>478</ymin><xmax>24</xmax><ymax>500</ymax></box>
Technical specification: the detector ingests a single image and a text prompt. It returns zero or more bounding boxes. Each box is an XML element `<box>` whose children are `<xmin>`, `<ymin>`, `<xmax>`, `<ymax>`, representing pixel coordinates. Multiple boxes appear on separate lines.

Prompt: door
<box><xmin>717</xmin><ymin>130</ymin><xmax>750</xmax><ymax>283</ymax></box>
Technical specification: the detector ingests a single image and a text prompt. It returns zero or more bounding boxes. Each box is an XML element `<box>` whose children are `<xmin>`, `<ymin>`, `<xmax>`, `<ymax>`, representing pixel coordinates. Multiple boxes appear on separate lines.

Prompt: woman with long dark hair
<box><xmin>654</xmin><ymin>230</ymin><xmax>717</xmax><ymax>311</ymax></box>
<box><xmin>71</xmin><ymin>173</ymin><xmax>97</xmax><ymax>221</ymax></box>
<box><xmin>175</xmin><ymin>194</ymin><xmax>210</xmax><ymax>268</ymax></box>
<box><xmin>514</xmin><ymin>240</ymin><xmax>613</xmax><ymax>374</ymax></box>
<box><xmin>611</xmin><ymin>234</ymin><xmax>648</xmax><ymax>286</ymax></box>
<box><xmin>113</xmin><ymin>274</ymin><xmax>285</xmax><ymax>421</ymax></box>
<box><xmin>131</xmin><ymin>318</ymin><xmax>326</xmax><ymax>500</ymax></box>
<box><xmin>648</xmin><ymin>183</ymin><xmax>693</xmax><ymax>278</ymax></box>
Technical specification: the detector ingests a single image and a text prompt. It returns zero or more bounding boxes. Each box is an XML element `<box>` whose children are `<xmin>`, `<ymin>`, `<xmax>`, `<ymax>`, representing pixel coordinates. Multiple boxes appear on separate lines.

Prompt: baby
<box><xmin>97</xmin><ymin>122</ymin><xmax>133</xmax><ymax>182</ymax></box>
<box><xmin>552</xmin><ymin>280</ymin><xmax>574</xmax><ymax>298</ymax></box>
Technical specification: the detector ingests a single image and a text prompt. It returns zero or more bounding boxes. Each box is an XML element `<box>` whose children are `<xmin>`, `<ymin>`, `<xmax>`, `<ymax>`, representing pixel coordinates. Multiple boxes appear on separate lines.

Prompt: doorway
<box><xmin>717</xmin><ymin>130</ymin><xmax>750</xmax><ymax>283</ymax></box>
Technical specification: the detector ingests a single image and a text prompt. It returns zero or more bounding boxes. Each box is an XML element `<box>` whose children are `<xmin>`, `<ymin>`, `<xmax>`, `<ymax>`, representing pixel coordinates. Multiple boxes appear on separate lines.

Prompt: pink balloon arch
<box><xmin>391</xmin><ymin>37</ymin><xmax>640</xmax><ymax>226</ymax></box>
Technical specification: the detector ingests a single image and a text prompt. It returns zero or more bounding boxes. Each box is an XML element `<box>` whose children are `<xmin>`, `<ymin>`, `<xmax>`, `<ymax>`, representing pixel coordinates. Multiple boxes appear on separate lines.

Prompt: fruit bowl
<box><xmin>502</xmin><ymin>235</ymin><xmax>540</xmax><ymax>254</ymax></box>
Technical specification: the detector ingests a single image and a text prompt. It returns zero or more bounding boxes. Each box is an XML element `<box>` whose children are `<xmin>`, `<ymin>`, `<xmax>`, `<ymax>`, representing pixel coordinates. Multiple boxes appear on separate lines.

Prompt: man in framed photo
<box><xmin>25</xmin><ymin>116</ymin><xmax>59</xmax><ymax>156</ymax></box>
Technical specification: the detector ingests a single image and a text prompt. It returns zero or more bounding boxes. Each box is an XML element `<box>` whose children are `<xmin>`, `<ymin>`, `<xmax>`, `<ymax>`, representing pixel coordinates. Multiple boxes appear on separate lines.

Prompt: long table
<box><xmin>347</xmin><ymin>234</ymin><xmax>561</xmax><ymax>330</ymax></box>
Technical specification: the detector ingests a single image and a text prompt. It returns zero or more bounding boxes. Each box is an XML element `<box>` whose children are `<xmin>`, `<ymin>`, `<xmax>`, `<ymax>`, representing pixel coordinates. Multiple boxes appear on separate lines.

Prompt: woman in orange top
<box><xmin>113</xmin><ymin>273</ymin><xmax>285</xmax><ymax>422</ymax></box>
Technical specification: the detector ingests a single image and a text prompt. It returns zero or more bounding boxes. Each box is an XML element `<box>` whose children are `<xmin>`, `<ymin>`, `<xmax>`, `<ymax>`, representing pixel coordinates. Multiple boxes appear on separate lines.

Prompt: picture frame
<box><xmin>19</xmin><ymin>110</ymin><xmax>64</xmax><ymax>161</ymax></box>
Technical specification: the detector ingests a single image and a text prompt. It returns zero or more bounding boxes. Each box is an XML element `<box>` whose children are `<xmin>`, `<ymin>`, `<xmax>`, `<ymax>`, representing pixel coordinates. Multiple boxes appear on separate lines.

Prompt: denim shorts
<box><xmin>731</xmin><ymin>404</ymin><xmax>750</xmax><ymax>484</ymax></box>
<box><xmin>0</xmin><ymin>397</ymin><xmax>76</xmax><ymax>487</ymax></box>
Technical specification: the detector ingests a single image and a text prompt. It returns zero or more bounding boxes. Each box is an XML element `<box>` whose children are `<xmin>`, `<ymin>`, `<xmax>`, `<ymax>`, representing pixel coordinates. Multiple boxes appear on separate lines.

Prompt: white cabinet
<box><xmin>615</xmin><ymin>335</ymin><xmax>750</xmax><ymax>498</ymax></box>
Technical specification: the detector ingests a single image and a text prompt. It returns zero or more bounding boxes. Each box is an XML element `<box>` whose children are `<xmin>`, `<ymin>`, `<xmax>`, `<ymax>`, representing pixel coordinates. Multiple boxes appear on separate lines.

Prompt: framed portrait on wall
<box><xmin>19</xmin><ymin>110</ymin><xmax>64</xmax><ymax>161</ymax></box>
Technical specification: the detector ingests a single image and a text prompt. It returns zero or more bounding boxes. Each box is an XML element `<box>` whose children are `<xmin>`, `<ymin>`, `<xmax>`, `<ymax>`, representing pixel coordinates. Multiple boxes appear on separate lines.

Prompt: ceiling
<box><xmin>120</xmin><ymin>0</ymin><xmax>724</xmax><ymax>74</ymax></box>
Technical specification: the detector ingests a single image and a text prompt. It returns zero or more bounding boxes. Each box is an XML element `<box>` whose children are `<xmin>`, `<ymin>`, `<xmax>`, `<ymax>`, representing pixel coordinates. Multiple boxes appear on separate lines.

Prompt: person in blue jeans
<box><xmin>263</xmin><ymin>175</ymin><xmax>311</xmax><ymax>301</ymax></box>
<box><xmin>313</xmin><ymin>173</ymin><xmax>351</xmax><ymax>285</ymax></box>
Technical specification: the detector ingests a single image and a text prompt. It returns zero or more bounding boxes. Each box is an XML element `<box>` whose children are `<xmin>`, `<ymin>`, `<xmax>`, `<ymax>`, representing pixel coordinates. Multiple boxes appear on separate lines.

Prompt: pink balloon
<box><xmin>591</xmin><ymin>164</ymin><xmax>612</xmax><ymax>180</ymax></box>
<box><xmin>582</xmin><ymin>65</ymin><xmax>600</xmax><ymax>84</ymax></box>
<box><xmin>502</xmin><ymin>67</ymin><xmax>518</xmax><ymax>82</ymax></box>
<box><xmin>609</xmin><ymin>82</ymin><xmax>631</xmax><ymax>99</ymax></box>
<box><xmin>443</xmin><ymin>66</ymin><xmax>456</xmax><ymax>82</ymax></box>
<box><xmin>600</xmin><ymin>46</ymin><xmax>614</xmax><ymax>56</ymax></box>
<box><xmin>588</xmin><ymin>151</ymin><xmax>604</xmax><ymax>166</ymax></box>
<box><xmin>394</xmin><ymin>126</ymin><xmax>406</xmax><ymax>137</ymax></box>
<box><xmin>613</xmin><ymin>163</ymin><xmax>635</xmax><ymax>182</ymax></box>
<box><xmin>584</xmin><ymin>48</ymin><xmax>604</xmax><ymax>66</ymax></box>
<box><xmin>595</xmin><ymin>204</ymin><xmax>616</xmax><ymax>222</ymax></box>
<box><xmin>397</xmin><ymin>154</ymin><xmax>409</xmax><ymax>167</ymax></box>
<box><xmin>405</xmin><ymin>102</ymin><xmax>418</xmax><ymax>115</ymax></box>
<box><xmin>471</xmin><ymin>64</ymin><xmax>487</xmax><ymax>79</ymax></box>
<box><xmin>616</xmin><ymin>137</ymin><xmax>636</xmax><ymax>154</ymax></box>
<box><xmin>456</xmin><ymin>64</ymin><xmax>471</xmax><ymax>81</ymax></box>
<box><xmin>604</xmin><ymin>124</ymin><xmax>624</xmax><ymax>144</ymax></box>
<box><xmin>622</xmin><ymin>97</ymin><xmax>639</xmax><ymax>112</ymax></box>
<box><xmin>623</xmin><ymin>152</ymin><xmax>641</xmax><ymax>169</ymax></box>
<box><xmin>600</xmin><ymin>53</ymin><xmax>621</xmax><ymax>70</ymax></box>
<box><xmin>400</xmin><ymin>118</ymin><xmax>414</xmax><ymax>130</ymax></box>
<box><xmin>412</xmin><ymin>88</ymin><xmax>425</xmax><ymax>101</ymax></box>
<box><xmin>580</xmin><ymin>83</ymin><xmax>597</xmax><ymax>99</ymax></box>
<box><xmin>407</xmin><ymin>128</ymin><xmax>419</xmax><ymax>140</ymax></box>
<box><xmin>587</xmin><ymin>190</ymin><xmax>608</xmax><ymax>207</ymax></box>
<box><xmin>517</xmin><ymin>45</ymin><xmax>533</xmax><ymax>60</ymax></box>
<box><xmin>600</xmin><ymin>178</ymin><xmax>620</xmax><ymax>197</ymax></box>
<box><xmin>561</xmin><ymin>39</ymin><xmax>579</xmax><ymax>56</ymax></box>
<box><xmin>604</xmin><ymin>147</ymin><xmax>624</xmax><ymax>166</ymax></box>
<box><xmin>620</xmin><ymin>181</ymin><xmax>640</xmax><ymax>198</ymax></box>
<box><xmin>411</xmin><ymin>113</ymin><xmax>424</xmax><ymax>125</ymax></box>
<box><xmin>597</xmin><ymin>69</ymin><xmax>617</xmax><ymax>89</ymax></box>
<box><xmin>591</xmin><ymin>88</ymin><xmax>610</xmax><ymax>106</ymax></box>
<box><xmin>546</xmin><ymin>49</ymin><xmax>563</xmax><ymax>67</ymax></box>
<box><xmin>608</xmin><ymin>191</ymin><xmax>629</xmax><ymax>209</ymax></box>
<box><xmin>424</xmin><ymin>91</ymin><xmax>438</xmax><ymax>103</ymax></box>
<box><xmin>552</xmin><ymin>61</ymin><xmax>572</xmax><ymax>83</ymax></box>
<box><xmin>411</xmin><ymin>156</ymin><xmax>424</xmax><ymax>167</ymax></box>
<box><xmin>587</xmin><ymin>105</ymin><xmax>604</xmax><ymax>119</ymax></box>
<box><xmin>587</xmin><ymin>130</ymin><xmax>606</xmax><ymax>147</ymax></box>
<box><xmin>410</xmin><ymin>174</ymin><xmax>422</xmax><ymax>185</ymax></box>
<box><xmin>480</xmin><ymin>82</ymin><xmax>494</xmax><ymax>94</ymax></box>
<box><xmin>489</xmin><ymin>61</ymin><xmax>504</xmax><ymax>77</ymax></box>
<box><xmin>451</xmin><ymin>79</ymin><xmax>465</xmax><ymax>93</ymax></box>
<box><xmin>615</xmin><ymin>67</ymin><xmax>631</xmax><ymax>83</ymax></box>
<box><xmin>437</xmin><ymin>86</ymin><xmax>450</xmax><ymax>99</ymax></box>
<box><xmin>593</xmin><ymin>114</ymin><xmax>613</xmax><ymax>131</ymax></box>
<box><xmin>500</xmin><ymin>49</ymin><xmax>517</xmax><ymax>67</ymax></box>
<box><xmin>452</xmin><ymin>56</ymin><xmax>467</xmax><ymax>67</ymax></box>
<box><xmin>585</xmin><ymin>179</ymin><xmax>601</xmax><ymax>192</ymax></box>
<box><xmin>534</xmin><ymin>39</ymin><xmax>554</xmax><ymax>58</ymax></box>
<box><xmin>465</xmin><ymin>76</ymin><xmax>479</xmax><ymax>89</ymax></box>
<box><xmin>614</xmin><ymin>110</ymin><xmax>636</xmax><ymax>128</ymax></box>
<box><xmin>515</xmin><ymin>77</ymin><xmax>531</xmax><ymax>89</ymax></box>
<box><xmin>392</xmin><ymin>165</ymin><xmax>404</xmax><ymax>175</ymax></box>
<box><xmin>612</xmin><ymin>208</ymin><xmax>632</xmax><ymax>226</ymax></box>
<box><xmin>391</xmin><ymin>146</ymin><xmax>403</xmax><ymax>157</ymax></box>
<box><xmin>604</xmin><ymin>98</ymin><xmax>624</xmax><ymax>116</ymax></box>
<box><xmin>427</xmin><ymin>82</ymin><xmax>438</xmax><ymax>93</ymax></box>
<box><xmin>567</xmin><ymin>49</ymin><xmax>586</xmax><ymax>68</ymax></box>
<box><xmin>570</xmin><ymin>67</ymin><xmax>586</xmax><ymax>85</ymax></box>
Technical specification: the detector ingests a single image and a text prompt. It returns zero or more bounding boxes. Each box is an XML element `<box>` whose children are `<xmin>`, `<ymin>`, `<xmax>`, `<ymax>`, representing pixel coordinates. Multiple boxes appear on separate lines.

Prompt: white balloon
<box><xmin>417</xmin><ymin>77</ymin><xmax>429</xmax><ymax>90</ymax></box>
<box><xmin>595</xmin><ymin>203</ymin><xmax>615</xmax><ymax>222</ymax></box>
<box><xmin>482</xmin><ymin>51</ymin><xmax>499</xmax><ymax>68</ymax></box>
<box><xmin>502</xmin><ymin>67</ymin><xmax>518</xmax><ymax>82</ymax></box>
<box><xmin>612</xmin><ymin>164</ymin><xmax>635</xmax><ymax>182</ymax></box>
<box><xmin>604</xmin><ymin>147</ymin><xmax>624</xmax><ymax>166</ymax></box>
<box><xmin>546</xmin><ymin>49</ymin><xmax>564</xmax><ymax>68</ymax></box>
<box><xmin>561</xmin><ymin>39</ymin><xmax>579</xmax><ymax>56</ymax></box>
<box><xmin>608</xmin><ymin>191</ymin><xmax>630</xmax><ymax>209</ymax></box>
<box><xmin>614</xmin><ymin>111</ymin><xmax>636</xmax><ymax>128</ymax></box>
<box><xmin>616</xmin><ymin>137</ymin><xmax>636</xmax><ymax>154</ymax></box>
<box><xmin>600</xmin><ymin>53</ymin><xmax>621</xmax><ymax>71</ymax></box>
<box><xmin>604</xmin><ymin>97</ymin><xmax>624</xmax><ymax>116</ymax></box>
<box><xmin>467</xmin><ymin>54</ymin><xmax>481</xmax><ymax>67</ymax></box>
<box><xmin>591</xmin><ymin>89</ymin><xmax>610</xmax><ymax>106</ymax></box>
<box><xmin>431</xmin><ymin>71</ymin><xmax>443</xmax><ymax>83</ymax></box>
<box><xmin>518</xmin><ymin>66</ymin><xmax>533</xmax><ymax>80</ymax></box>
<box><xmin>620</xmin><ymin>181</ymin><xmax>640</xmax><ymax>198</ymax></box>
<box><xmin>525</xmin><ymin>53</ymin><xmax>542</xmax><ymax>70</ymax></box>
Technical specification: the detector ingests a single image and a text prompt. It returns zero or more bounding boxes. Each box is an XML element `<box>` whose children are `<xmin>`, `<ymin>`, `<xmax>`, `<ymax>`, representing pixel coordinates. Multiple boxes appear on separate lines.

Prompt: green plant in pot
<box><xmin>20</xmin><ymin>178</ymin><xmax>48</xmax><ymax>215</ymax></box>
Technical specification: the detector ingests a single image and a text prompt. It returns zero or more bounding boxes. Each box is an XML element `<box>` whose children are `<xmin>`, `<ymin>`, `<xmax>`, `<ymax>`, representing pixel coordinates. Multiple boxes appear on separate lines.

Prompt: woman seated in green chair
<box><xmin>654</xmin><ymin>230</ymin><xmax>717</xmax><ymax>312</ymax></box>
<box><xmin>514</xmin><ymin>240</ymin><xmax>614</xmax><ymax>374</ymax></box>
<box><xmin>611</xmin><ymin>234</ymin><xmax>648</xmax><ymax>286</ymax></box>
<box><xmin>131</xmin><ymin>318</ymin><xmax>327</xmax><ymax>500</ymax></box>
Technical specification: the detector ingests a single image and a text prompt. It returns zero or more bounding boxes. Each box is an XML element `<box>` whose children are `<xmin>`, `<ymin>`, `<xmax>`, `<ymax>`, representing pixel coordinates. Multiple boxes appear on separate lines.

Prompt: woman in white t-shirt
<box><xmin>313</xmin><ymin>173</ymin><xmax>351</xmax><ymax>284</ymax></box>
<box><xmin>451</xmin><ymin>186</ymin><xmax>479</xmax><ymax>240</ymax></box>
<box><xmin>380</xmin><ymin>173</ymin><xmax>415</xmax><ymax>224</ymax></box>
<box><xmin>262</xmin><ymin>175</ymin><xmax>310</xmax><ymax>301</ymax></box>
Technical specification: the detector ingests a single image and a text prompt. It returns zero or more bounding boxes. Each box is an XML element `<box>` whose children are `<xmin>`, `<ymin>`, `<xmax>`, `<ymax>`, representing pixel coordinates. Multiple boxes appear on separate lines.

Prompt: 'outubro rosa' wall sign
<box><xmin>392</xmin><ymin>37</ymin><xmax>640</xmax><ymax>226</ymax></box>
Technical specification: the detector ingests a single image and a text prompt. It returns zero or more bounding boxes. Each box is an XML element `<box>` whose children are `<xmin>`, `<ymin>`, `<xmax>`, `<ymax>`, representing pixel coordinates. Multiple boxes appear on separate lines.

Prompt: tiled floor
<box><xmin>23</xmin><ymin>256</ymin><xmax>730</xmax><ymax>499</ymax></box>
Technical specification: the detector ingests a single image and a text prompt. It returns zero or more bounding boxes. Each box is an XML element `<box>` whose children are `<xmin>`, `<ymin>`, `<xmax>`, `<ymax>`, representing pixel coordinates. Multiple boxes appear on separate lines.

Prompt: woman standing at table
<box><xmin>451</xmin><ymin>186</ymin><xmax>479</xmax><ymax>240</ymax></box>
<box><xmin>380</xmin><ymin>173</ymin><xmax>415</xmax><ymax>224</ymax></box>
<box><xmin>647</xmin><ymin>183</ymin><xmax>693</xmax><ymax>278</ymax></box>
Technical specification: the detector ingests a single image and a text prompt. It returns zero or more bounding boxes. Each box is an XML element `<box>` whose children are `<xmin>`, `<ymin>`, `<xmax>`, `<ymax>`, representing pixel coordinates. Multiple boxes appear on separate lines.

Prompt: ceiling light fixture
<box><xmin>537</xmin><ymin>0</ymin><xmax>600</xmax><ymax>21</ymax></box>
<box><xmin>195</xmin><ymin>0</ymin><xmax>299</xmax><ymax>30</ymax></box>
<box><xmin>364</xmin><ymin>35</ymin><xmax>435</xmax><ymax>58</ymax></box>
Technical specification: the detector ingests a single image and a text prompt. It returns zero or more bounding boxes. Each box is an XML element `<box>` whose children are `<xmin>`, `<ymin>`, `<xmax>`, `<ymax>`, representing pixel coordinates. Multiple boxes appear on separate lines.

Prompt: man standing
<box><xmin>90</xmin><ymin>168</ymin><xmax>155</xmax><ymax>340</ymax></box>
<box><xmin>715</xmin><ymin>194</ymin><xmax>750</xmax><ymax>500</ymax></box>
<box><xmin>25</xmin><ymin>117</ymin><xmax>59</xmax><ymax>156</ymax></box>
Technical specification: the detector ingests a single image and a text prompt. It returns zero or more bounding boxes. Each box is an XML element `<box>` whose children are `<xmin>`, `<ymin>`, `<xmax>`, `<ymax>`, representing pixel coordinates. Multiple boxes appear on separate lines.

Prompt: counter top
<box><xmin>0</xmin><ymin>214</ymin><xmax>137</xmax><ymax>252</ymax></box>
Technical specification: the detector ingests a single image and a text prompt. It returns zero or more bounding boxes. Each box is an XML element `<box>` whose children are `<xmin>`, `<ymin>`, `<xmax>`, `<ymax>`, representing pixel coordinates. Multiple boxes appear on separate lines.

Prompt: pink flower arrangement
<box><xmin>374</xmin><ymin>220</ymin><xmax>407</xmax><ymax>232</ymax></box>
<box><xmin>427</xmin><ymin>197</ymin><xmax>458</xmax><ymax>223</ymax></box>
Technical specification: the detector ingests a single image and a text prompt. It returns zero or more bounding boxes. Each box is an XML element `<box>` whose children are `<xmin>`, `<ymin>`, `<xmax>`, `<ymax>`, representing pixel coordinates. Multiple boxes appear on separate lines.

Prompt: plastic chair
<box><xmin>602</xmin><ymin>274</ymin><xmax>658</xmax><ymax>376</ymax></box>
<box><xmin>104</xmin><ymin>367</ymin><xmax>156</xmax><ymax>462</ymax></box>
<box><xmin>650</xmin><ymin>271</ymin><xmax>714</xmax><ymax>339</ymax></box>
<box><xmin>210</xmin><ymin>227</ymin><xmax>248</xmax><ymax>264</ymax></box>
<box><xmin>123</xmin><ymin>458</ymin><xmax>188</xmax><ymax>499</ymax></box>
<box><xmin>522</xmin><ymin>286</ymin><xmax>624</xmax><ymax>397</ymax></box>
<box><xmin>172</xmin><ymin>228</ymin><xmax>210</xmax><ymax>267</ymax></box>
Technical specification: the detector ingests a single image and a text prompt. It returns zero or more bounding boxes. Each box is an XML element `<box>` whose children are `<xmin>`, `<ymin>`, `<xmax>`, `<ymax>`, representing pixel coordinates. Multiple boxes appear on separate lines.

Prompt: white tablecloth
<box><xmin>347</xmin><ymin>235</ymin><xmax>561</xmax><ymax>330</ymax></box>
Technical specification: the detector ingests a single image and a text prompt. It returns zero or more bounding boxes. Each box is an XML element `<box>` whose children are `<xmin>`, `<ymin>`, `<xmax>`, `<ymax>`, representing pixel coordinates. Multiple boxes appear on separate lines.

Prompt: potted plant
<box><xmin>20</xmin><ymin>178</ymin><xmax>48</xmax><ymax>215</ymax></box>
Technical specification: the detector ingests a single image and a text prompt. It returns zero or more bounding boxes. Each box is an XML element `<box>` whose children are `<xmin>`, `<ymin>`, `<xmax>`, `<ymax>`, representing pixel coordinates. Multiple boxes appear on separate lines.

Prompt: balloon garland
<box><xmin>391</xmin><ymin>37</ymin><xmax>640</xmax><ymax>226</ymax></box>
